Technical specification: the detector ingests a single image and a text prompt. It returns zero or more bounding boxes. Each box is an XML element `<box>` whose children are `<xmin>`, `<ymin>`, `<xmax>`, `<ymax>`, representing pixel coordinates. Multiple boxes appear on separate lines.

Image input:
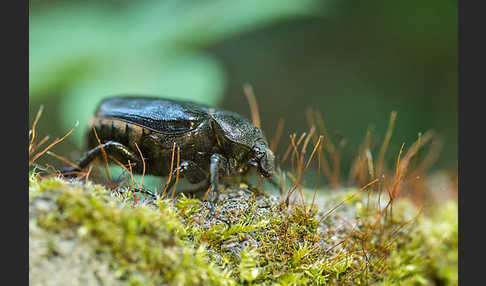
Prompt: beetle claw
<box><xmin>131</xmin><ymin>188</ymin><xmax>158</xmax><ymax>200</ymax></box>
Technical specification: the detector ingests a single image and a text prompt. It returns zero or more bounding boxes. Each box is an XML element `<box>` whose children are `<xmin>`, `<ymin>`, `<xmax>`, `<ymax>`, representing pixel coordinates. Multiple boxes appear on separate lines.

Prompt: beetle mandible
<box><xmin>61</xmin><ymin>95</ymin><xmax>278</xmax><ymax>203</ymax></box>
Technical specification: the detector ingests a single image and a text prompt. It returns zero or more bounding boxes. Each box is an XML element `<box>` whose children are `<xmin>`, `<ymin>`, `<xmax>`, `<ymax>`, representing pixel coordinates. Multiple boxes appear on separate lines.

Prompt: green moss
<box><xmin>238</xmin><ymin>247</ymin><xmax>261</xmax><ymax>283</ymax></box>
<box><xmin>377</xmin><ymin>200</ymin><xmax>458</xmax><ymax>286</ymax></box>
<box><xmin>29</xmin><ymin>172</ymin><xmax>457</xmax><ymax>285</ymax></box>
<box><xmin>29</xmin><ymin>172</ymin><xmax>236</xmax><ymax>286</ymax></box>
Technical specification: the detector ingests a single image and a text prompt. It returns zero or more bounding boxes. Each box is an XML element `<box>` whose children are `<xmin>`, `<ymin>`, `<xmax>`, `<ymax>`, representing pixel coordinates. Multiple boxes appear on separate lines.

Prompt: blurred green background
<box><xmin>29</xmin><ymin>0</ymin><xmax>457</xmax><ymax>176</ymax></box>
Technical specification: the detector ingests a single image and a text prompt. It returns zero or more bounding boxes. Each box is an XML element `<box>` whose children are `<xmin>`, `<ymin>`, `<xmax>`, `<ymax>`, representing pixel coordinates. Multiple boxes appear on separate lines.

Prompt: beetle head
<box><xmin>250</xmin><ymin>139</ymin><xmax>275</xmax><ymax>178</ymax></box>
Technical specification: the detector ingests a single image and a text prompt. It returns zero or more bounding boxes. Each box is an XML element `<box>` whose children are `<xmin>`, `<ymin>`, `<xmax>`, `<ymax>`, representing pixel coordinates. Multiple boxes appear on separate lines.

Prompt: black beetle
<box><xmin>62</xmin><ymin>95</ymin><xmax>278</xmax><ymax>204</ymax></box>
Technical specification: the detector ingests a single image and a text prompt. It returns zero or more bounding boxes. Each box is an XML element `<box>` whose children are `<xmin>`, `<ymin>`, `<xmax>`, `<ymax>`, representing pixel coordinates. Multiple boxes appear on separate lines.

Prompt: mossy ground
<box><xmin>29</xmin><ymin>172</ymin><xmax>457</xmax><ymax>285</ymax></box>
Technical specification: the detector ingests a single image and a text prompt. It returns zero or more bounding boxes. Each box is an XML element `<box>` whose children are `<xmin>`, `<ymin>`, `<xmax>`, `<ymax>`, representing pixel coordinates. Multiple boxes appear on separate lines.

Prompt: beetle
<box><xmin>61</xmin><ymin>95</ymin><xmax>278</xmax><ymax>206</ymax></box>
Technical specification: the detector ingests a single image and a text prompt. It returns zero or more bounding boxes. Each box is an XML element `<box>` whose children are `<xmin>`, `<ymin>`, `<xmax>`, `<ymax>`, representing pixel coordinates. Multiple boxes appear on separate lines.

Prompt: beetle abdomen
<box><xmin>87</xmin><ymin>117</ymin><xmax>147</xmax><ymax>151</ymax></box>
<box><xmin>86</xmin><ymin>113</ymin><xmax>218</xmax><ymax>177</ymax></box>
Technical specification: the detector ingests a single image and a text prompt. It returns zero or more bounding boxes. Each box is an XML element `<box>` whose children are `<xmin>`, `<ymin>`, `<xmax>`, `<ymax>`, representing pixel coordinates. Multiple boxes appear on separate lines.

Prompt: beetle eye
<box><xmin>252</xmin><ymin>146</ymin><xmax>264</xmax><ymax>159</ymax></box>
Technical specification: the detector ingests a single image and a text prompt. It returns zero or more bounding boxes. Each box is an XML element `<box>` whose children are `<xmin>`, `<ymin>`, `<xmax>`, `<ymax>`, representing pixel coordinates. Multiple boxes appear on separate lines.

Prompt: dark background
<box><xmin>29</xmin><ymin>0</ymin><xmax>457</xmax><ymax>177</ymax></box>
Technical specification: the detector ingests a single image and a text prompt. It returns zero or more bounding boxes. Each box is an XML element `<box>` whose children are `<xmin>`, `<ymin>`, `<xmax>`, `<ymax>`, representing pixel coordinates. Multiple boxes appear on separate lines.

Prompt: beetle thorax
<box><xmin>222</xmin><ymin>143</ymin><xmax>253</xmax><ymax>176</ymax></box>
<box><xmin>210</xmin><ymin>110</ymin><xmax>274</xmax><ymax>178</ymax></box>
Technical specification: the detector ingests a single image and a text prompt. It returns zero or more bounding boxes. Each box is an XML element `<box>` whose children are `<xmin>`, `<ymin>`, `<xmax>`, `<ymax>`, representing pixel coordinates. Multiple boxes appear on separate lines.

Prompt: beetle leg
<box><xmin>158</xmin><ymin>153</ymin><xmax>225</xmax><ymax>201</ymax></box>
<box><xmin>159</xmin><ymin>160</ymin><xmax>208</xmax><ymax>197</ymax></box>
<box><xmin>60</xmin><ymin>141</ymin><xmax>141</xmax><ymax>176</ymax></box>
<box><xmin>209</xmin><ymin>153</ymin><xmax>227</xmax><ymax>203</ymax></box>
<box><xmin>206</xmin><ymin>153</ymin><xmax>232</xmax><ymax>226</ymax></box>
<box><xmin>130</xmin><ymin>188</ymin><xmax>158</xmax><ymax>199</ymax></box>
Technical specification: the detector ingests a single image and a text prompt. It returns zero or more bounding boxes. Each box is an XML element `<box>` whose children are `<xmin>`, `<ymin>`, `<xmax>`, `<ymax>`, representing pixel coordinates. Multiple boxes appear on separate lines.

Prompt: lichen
<box><xmin>29</xmin><ymin>172</ymin><xmax>457</xmax><ymax>285</ymax></box>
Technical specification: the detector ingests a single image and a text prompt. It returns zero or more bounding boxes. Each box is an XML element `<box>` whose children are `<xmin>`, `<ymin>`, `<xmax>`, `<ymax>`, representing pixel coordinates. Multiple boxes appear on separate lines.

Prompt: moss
<box><xmin>29</xmin><ymin>172</ymin><xmax>236</xmax><ymax>286</ymax></box>
<box><xmin>29</xmin><ymin>172</ymin><xmax>457</xmax><ymax>285</ymax></box>
<box><xmin>376</xmin><ymin>200</ymin><xmax>458</xmax><ymax>286</ymax></box>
